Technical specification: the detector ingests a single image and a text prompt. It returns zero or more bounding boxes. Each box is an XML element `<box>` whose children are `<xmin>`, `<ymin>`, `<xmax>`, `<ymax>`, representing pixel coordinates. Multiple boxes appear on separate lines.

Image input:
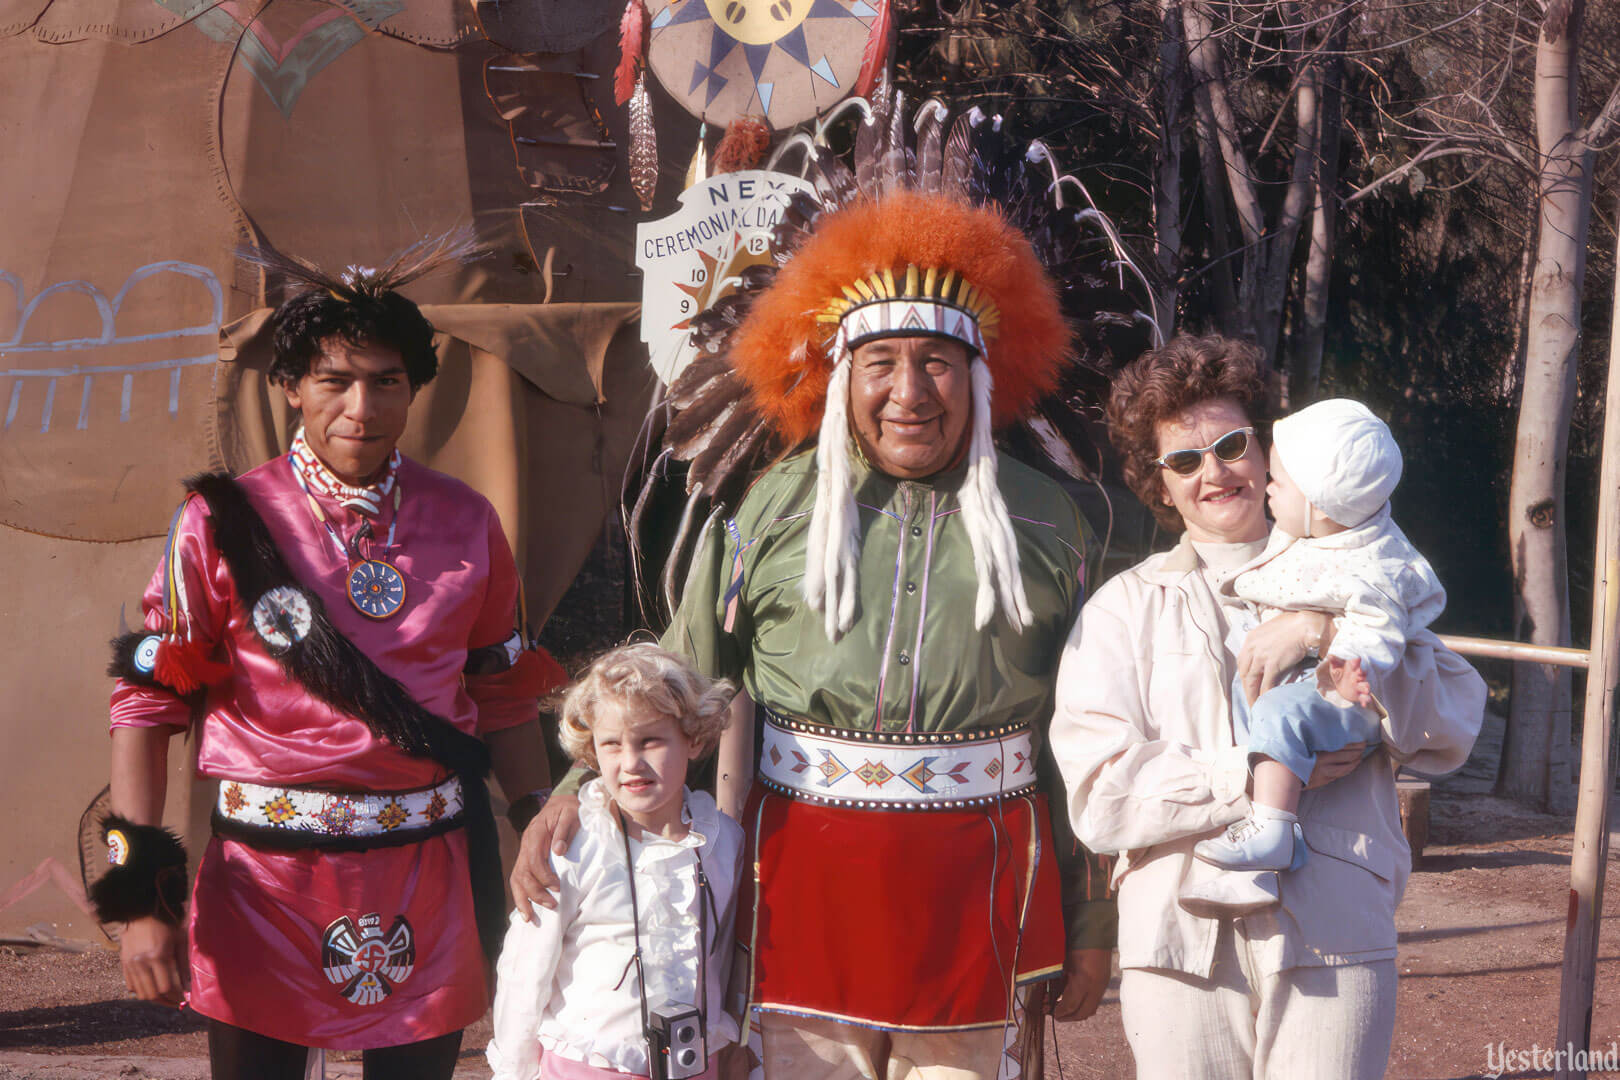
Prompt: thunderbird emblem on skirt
<box><xmin>321</xmin><ymin>912</ymin><xmax>415</xmax><ymax>1005</ymax></box>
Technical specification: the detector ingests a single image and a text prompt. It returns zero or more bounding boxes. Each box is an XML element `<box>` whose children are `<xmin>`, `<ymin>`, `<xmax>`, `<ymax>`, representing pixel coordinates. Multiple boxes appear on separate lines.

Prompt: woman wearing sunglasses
<box><xmin>1047</xmin><ymin>335</ymin><xmax>1485</xmax><ymax>1079</ymax></box>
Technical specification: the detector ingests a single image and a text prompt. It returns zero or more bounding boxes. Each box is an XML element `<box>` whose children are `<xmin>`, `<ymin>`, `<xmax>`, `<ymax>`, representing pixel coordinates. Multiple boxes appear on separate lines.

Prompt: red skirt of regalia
<box><xmin>185</xmin><ymin>782</ymin><xmax>488</xmax><ymax>1048</ymax></box>
<box><xmin>741</xmin><ymin>719</ymin><xmax>1066</xmax><ymax>1031</ymax></box>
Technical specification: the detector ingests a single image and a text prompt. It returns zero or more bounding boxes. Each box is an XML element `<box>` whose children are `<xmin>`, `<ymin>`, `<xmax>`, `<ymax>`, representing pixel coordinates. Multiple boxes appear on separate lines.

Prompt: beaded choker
<box><xmin>287</xmin><ymin>437</ymin><xmax>408</xmax><ymax>620</ymax></box>
<box><xmin>289</xmin><ymin>428</ymin><xmax>399</xmax><ymax>517</ymax></box>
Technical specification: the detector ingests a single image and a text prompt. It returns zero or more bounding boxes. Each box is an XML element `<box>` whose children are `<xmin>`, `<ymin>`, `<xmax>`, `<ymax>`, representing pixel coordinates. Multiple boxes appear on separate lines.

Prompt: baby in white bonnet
<box><xmin>1180</xmin><ymin>399</ymin><xmax>1446</xmax><ymax>913</ymax></box>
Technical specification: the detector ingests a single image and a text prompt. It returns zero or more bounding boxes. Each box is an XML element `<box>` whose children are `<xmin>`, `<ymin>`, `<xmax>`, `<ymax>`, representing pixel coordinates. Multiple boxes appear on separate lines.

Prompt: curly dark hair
<box><xmin>268</xmin><ymin>290</ymin><xmax>439</xmax><ymax>389</ymax></box>
<box><xmin>1105</xmin><ymin>333</ymin><xmax>1271</xmax><ymax>531</ymax></box>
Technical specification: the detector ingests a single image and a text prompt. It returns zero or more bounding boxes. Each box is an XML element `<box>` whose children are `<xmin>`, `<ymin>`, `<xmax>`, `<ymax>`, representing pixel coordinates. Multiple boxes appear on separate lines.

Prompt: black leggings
<box><xmin>206</xmin><ymin>1020</ymin><xmax>463</xmax><ymax>1080</ymax></box>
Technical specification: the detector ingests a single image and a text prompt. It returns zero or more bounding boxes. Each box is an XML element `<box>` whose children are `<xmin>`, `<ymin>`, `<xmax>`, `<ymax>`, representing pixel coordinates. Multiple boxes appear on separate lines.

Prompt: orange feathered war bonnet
<box><xmin>727</xmin><ymin>189</ymin><xmax>1071</xmax><ymax>449</ymax></box>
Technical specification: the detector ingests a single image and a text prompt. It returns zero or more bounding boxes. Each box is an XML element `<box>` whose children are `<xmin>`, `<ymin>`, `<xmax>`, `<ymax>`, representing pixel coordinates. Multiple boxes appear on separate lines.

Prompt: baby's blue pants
<box><xmin>1241</xmin><ymin>678</ymin><xmax>1382</xmax><ymax>785</ymax></box>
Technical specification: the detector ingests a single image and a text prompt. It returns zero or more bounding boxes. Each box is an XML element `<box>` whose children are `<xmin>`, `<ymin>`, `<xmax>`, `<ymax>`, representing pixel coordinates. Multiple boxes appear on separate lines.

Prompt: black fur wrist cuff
<box><xmin>89</xmin><ymin>815</ymin><xmax>189</xmax><ymax>926</ymax></box>
<box><xmin>108</xmin><ymin>631</ymin><xmax>166</xmax><ymax>688</ymax></box>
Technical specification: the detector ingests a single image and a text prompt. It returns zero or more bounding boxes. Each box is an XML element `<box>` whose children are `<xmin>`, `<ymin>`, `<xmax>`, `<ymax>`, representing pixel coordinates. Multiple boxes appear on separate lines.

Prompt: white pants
<box><xmin>1120</xmin><ymin>920</ymin><xmax>1396</xmax><ymax>1080</ymax></box>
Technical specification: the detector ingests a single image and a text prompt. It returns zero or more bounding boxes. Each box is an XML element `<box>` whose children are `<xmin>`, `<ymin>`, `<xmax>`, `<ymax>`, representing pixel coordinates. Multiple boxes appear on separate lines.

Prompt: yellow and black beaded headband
<box><xmin>816</xmin><ymin>263</ymin><xmax>1002</xmax><ymax>355</ymax></box>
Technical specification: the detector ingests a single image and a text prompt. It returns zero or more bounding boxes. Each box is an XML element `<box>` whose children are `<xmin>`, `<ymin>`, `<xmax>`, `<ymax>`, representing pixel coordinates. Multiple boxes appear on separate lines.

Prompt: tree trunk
<box><xmin>1291</xmin><ymin>12</ymin><xmax>1346</xmax><ymax>404</ymax></box>
<box><xmin>1500</xmin><ymin>0</ymin><xmax>1591</xmax><ymax>812</ymax></box>
<box><xmin>1247</xmin><ymin>6</ymin><xmax>1322</xmax><ymax>366</ymax></box>
<box><xmin>1181</xmin><ymin>0</ymin><xmax>1330</xmax><ymax>369</ymax></box>
<box><xmin>1183</xmin><ymin>0</ymin><xmax>1261</xmax><ymax>347</ymax></box>
<box><xmin>1291</xmin><ymin>171</ymin><xmax>1333</xmax><ymax>404</ymax></box>
<box><xmin>1182</xmin><ymin>2</ymin><xmax>1263</xmax><ymax>252</ymax></box>
<box><xmin>1152</xmin><ymin>0</ymin><xmax>1188</xmax><ymax>335</ymax></box>
<box><xmin>1500</xmin><ymin>223</ymin><xmax>1538</xmax><ymax>402</ymax></box>
<box><xmin>1192</xmin><ymin>116</ymin><xmax>1240</xmax><ymax>333</ymax></box>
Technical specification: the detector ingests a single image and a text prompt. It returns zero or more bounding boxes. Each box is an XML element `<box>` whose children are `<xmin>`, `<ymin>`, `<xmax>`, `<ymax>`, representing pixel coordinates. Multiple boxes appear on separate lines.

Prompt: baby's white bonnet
<box><xmin>1272</xmin><ymin>398</ymin><xmax>1401</xmax><ymax>528</ymax></box>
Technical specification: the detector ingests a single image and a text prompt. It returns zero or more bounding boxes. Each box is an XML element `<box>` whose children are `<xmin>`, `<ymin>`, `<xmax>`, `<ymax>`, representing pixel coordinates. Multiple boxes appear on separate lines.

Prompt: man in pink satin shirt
<box><xmin>96</xmin><ymin>252</ymin><xmax>556</xmax><ymax>1080</ymax></box>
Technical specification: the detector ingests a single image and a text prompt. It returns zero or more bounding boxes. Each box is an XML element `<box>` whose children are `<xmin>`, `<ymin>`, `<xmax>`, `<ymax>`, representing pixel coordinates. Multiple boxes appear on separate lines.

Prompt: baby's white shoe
<box><xmin>1178</xmin><ymin>862</ymin><xmax>1280</xmax><ymax>918</ymax></box>
<box><xmin>1193</xmin><ymin>810</ymin><xmax>1304</xmax><ymax>872</ymax></box>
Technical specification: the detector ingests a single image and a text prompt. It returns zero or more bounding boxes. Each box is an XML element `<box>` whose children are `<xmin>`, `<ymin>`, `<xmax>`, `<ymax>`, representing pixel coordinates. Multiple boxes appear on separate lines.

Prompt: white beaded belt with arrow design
<box><xmin>758</xmin><ymin>713</ymin><xmax>1038</xmax><ymax>810</ymax></box>
<box><xmin>214</xmin><ymin>776</ymin><xmax>464</xmax><ymax>838</ymax></box>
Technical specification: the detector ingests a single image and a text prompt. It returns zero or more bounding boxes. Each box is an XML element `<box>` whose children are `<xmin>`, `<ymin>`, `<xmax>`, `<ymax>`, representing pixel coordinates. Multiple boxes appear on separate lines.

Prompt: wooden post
<box><xmin>1395</xmin><ymin>776</ymin><xmax>1431</xmax><ymax>870</ymax></box>
<box><xmin>1555</xmin><ymin>196</ymin><xmax>1620</xmax><ymax>1078</ymax></box>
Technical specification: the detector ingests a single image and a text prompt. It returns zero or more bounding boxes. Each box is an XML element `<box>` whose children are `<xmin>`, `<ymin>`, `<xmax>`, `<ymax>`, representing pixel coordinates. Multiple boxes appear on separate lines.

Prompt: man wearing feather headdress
<box><xmin>98</xmin><ymin>238</ymin><xmax>559</xmax><ymax>1080</ymax></box>
<box><xmin>515</xmin><ymin>95</ymin><xmax>1151</xmax><ymax>1079</ymax></box>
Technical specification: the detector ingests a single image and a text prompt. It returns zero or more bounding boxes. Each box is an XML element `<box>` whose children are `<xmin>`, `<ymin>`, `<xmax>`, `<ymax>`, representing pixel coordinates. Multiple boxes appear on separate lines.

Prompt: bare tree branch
<box><xmin>1579</xmin><ymin>76</ymin><xmax>1620</xmax><ymax>148</ymax></box>
<box><xmin>1345</xmin><ymin>142</ymin><xmax>1531</xmax><ymax>203</ymax></box>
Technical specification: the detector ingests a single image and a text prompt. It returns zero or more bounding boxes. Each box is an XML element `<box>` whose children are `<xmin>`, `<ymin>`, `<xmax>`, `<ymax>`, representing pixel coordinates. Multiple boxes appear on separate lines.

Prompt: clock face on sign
<box><xmin>647</xmin><ymin>0</ymin><xmax>880</xmax><ymax>129</ymax></box>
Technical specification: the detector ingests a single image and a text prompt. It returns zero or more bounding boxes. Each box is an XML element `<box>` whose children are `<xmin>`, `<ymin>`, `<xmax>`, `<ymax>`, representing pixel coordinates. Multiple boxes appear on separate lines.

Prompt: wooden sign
<box><xmin>636</xmin><ymin>169</ymin><xmax>814</xmax><ymax>383</ymax></box>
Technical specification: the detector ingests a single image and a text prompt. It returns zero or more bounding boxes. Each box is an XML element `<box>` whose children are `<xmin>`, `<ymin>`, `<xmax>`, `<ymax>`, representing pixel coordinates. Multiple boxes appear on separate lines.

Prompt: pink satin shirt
<box><xmin>110</xmin><ymin>454</ymin><xmax>534</xmax><ymax>1048</ymax></box>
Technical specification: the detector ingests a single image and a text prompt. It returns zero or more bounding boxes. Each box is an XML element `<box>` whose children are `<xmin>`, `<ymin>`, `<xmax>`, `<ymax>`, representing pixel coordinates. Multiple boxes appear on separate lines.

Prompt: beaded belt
<box><xmin>758</xmin><ymin>712</ymin><xmax>1038</xmax><ymax>810</ymax></box>
<box><xmin>213</xmin><ymin>775</ymin><xmax>464</xmax><ymax>842</ymax></box>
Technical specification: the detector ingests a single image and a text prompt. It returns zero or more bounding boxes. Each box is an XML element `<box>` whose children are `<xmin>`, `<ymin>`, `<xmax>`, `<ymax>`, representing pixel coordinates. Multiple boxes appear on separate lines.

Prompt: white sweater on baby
<box><xmin>1231</xmin><ymin>505</ymin><xmax>1445</xmax><ymax>676</ymax></box>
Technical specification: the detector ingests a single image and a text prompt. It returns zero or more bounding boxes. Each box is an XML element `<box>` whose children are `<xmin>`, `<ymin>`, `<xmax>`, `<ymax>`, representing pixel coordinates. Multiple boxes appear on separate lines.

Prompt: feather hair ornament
<box><xmin>852</xmin><ymin>0</ymin><xmax>893</xmax><ymax>100</ymax></box>
<box><xmin>625</xmin><ymin>86</ymin><xmax>1159</xmax><ymax>630</ymax></box>
<box><xmin>629</xmin><ymin>73</ymin><xmax>659</xmax><ymax>212</ymax></box>
<box><xmin>236</xmin><ymin>226</ymin><xmax>484</xmax><ymax>304</ymax></box>
<box><xmin>614</xmin><ymin>0</ymin><xmax>648</xmax><ymax>107</ymax></box>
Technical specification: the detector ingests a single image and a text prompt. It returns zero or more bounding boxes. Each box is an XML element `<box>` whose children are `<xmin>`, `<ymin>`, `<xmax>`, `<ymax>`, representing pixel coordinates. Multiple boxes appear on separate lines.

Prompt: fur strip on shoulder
<box><xmin>182</xmin><ymin>472</ymin><xmax>491</xmax><ymax>780</ymax></box>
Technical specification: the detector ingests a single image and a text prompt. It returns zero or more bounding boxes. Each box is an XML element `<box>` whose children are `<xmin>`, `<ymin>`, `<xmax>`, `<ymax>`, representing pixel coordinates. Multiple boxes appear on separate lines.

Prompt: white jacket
<box><xmin>1231</xmin><ymin>506</ymin><xmax>1446</xmax><ymax>677</ymax></box>
<box><xmin>1050</xmin><ymin>535</ymin><xmax>1484</xmax><ymax>978</ymax></box>
<box><xmin>487</xmin><ymin>781</ymin><xmax>744</xmax><ymax>1080</ymax></box>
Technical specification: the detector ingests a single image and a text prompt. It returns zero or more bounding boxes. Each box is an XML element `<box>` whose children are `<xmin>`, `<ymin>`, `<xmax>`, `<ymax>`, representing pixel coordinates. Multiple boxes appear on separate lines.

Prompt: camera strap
<box><xmin>613</xmin><ymin>806</ymin><xmax>714</xmax><ymax>1055</ymax></box>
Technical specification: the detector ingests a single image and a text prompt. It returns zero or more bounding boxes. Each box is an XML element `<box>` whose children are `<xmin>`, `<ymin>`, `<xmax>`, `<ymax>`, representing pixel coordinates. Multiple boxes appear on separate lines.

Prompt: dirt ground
<box><xmin>5</xmin><ymin>548</ymin><xmax>1612</xmax><ymax>1080</ymax></box>
<box><xmin>5</xmin><ymin>781</ymin><xmax>1620</xmax><ymax>1080</ymax></box>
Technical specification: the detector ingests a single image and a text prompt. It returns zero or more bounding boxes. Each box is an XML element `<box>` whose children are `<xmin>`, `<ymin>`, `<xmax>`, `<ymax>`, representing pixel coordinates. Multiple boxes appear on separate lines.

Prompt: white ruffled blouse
<box><xmin>486</xmin><ymin>780</ymin><xmax>744</xmax><ymax>1079</ymax></box>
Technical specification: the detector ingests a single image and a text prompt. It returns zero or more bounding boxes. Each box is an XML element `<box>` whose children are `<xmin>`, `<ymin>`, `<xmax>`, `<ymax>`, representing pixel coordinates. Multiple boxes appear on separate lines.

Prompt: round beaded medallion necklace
<box><xmin>292</xmin><ymin>470</ymin><xmax>407</xmax><ymax>620</ymax></box>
